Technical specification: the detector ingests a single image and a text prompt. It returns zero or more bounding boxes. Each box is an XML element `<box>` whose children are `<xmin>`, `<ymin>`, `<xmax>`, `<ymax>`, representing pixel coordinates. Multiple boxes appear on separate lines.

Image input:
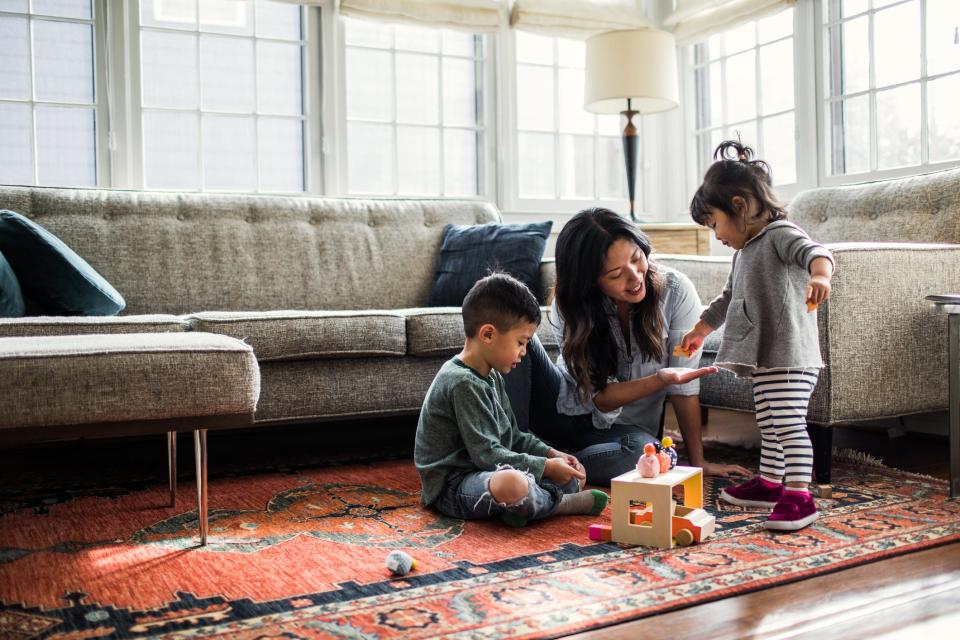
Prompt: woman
<box><xmin>506</xmin><ymin>208</ymin><xmax>749</xmax><ymax>485</ymax></box>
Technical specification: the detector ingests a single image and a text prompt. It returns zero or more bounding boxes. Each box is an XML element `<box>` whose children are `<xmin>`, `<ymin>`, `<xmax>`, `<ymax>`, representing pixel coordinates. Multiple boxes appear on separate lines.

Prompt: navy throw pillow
<box><xmin>0</xmin><ymin>250</ymin><xmax>25</xmax><ymax>317</ymax></box>
<box><xmin>0</xmin><ymin>209</ymin><xmax>125</xmax><ymax>316</ymax></box>
<box><xmin>428</xmin><ymin>221</ymin><xmax>553</xmax><ymax>307</ymax></box>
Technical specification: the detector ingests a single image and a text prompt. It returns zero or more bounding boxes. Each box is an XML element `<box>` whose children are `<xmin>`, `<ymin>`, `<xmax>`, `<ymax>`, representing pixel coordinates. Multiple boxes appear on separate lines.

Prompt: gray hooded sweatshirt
<box><xmin>701</xmin><ymin>220</ymin><xmax>834</xmax><ymax>378</ymax></box>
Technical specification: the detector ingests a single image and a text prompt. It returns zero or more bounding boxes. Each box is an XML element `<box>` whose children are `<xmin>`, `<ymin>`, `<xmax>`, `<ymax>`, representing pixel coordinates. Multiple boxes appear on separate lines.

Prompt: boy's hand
<box><xmin>656</xmin><ymin>366</ymin><xmax>718</xmax><ymax>386</ymax></box>
<box><xmin>544</xmin><ymin>457</ymin><xmax>586</xmax><ymax>485</ymax></box>
<box><xmin>547</xmin><ymin>448</ymin><xmax>583</xmax><ymax>473</ymax></box>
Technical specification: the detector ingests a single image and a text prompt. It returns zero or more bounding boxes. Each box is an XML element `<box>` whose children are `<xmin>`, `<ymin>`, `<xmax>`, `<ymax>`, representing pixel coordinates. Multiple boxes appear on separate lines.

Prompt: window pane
<box><xmin>31</xmin><ymin>0</ymin><xmax>90</xmax><ymax>19</ymax></box>
<box><xmin>397</xmin><ymin>126</ymin><xmax>440</xmax><ymax>195</ymax></box>
<box><xmin>760</xmin><ymin>38</ymin><xmax>793</xmax><ymax>114</ymax></box>
<box><xmin>396</xmin><ymin>53</ymin><xmax>438</xmax><ymax>125</ymax></box>
<box><xmin>444</xmin><ymin>129</ymin><xmax>478</xmax><ymax>196</ymax></box>
<box><xmin>836</xmin><ymin>17</ymin><xmax>868</xmax><ymax>95</ymax></box>
<box><xmin>706</xmin><ymin>61</ymin><xmax>722</xmax><ymax>127</ymax></box>
<box><xmin>727</xmin><ymin>120</ymin><xmax>757</xmax><ymax>149</ymax></box>
<box><xmin>395</xmin><ymin>24</ymin><xmax>438</xmax><ymax>53</ymax></box>
<box><xmin>597</xmin><ymin>135</ymin><xmax>624</xmax><ymax>199</ymax></box>
<box><xmin>517</xmin><ymin>132</ymin><xmax>554</xmax><ymax>198</ymax></box>
<box><xmin>33</xmin><ymin>20</ymin><xmax>94</xmax><ymax>103</ymax></box>
<box><xmin>258</xmin><ymin>117</ymin><xmax>302</xmax><ymax>192</ymax></box>
<box><xmin>516</xmin><ymin>31</ymin><xmax>553</xmax><ymax>65</ymax></box>
<box><xmin>0</xmin><ymin>16</ymin><xmax>30</xmax><ymax>100</ymax></box>
<box><xmin>442</xmin><ymin>58</ymin><xmax>476</xmax><ymax>126</ymax></box>
<box><xmin>0</xmin><ymin>0</ymin><xmax>27</xmax><ymax>12</ymax></box>
<box><xmin>517</xmin><ymin>64</ymin><xmax>554</xmax><ymax>131</ymax></box>
<box><xmin>141</xmin><ymin>30</ymin><xmax>198</xmax><ymax>109</ymax></box>
<box><xmin>346</xmin><ymin>48</ymin><xmax>392</xmax><ymax>121</ymax></box>
<box><xmin>343</xmin><ymin>17</ymin><xmax>391</xmax><ymax>48</ymax></box>
<box><xmin>874</xmin><ymin>1</ymin><xmax>920</xmax><ymax>88</ymax></box>
<box><xmin>141</xmin><ymin>0</ymin><xmax>196</xmax><ymax>30</ymax></box>
<box><xmin>758</xmin><ymin>8</ymin><xmax>792</xmax><ymax>43</ymax></box>
<box><xmin>442</xmin><ymin>30</ymin><xmax>474</xmax><ymax>57</ymax></box>
<box><xmin>36</xmin><ymin>105</ymin><xmax>94</xmax><ymax>186</ymax></box>
<box><xmin>557</xmin><ymin>38</ymin><xmax>584</xmax><ymax>68</ymax></box>
<box><xmin>255</xmin><ymin>0</ymin><xmax>300</xmax><ymax>40</ymax></box>
<box><xmin>202</xmin><ymin>114</ymin><xmax>256</xmax><ymax>190</ymax></box>
<box><xmin>597</xmin><ymin>114</ymin><xmax>619</xmax><ymax>136</ymax></box>
<box><xmin>0</xmin><ymin>103</ymin><xmax>33</xmax><ymax>184</ymax></box>
<box><xmin>559</xmin><ymin>134</ymin><xmax>594</xmax><ymax>198</ymax></box>
<box><xmin>199</xmin><ymin>0</ymin><xmax>253</xmax><ymax>36</ymax></box>
<box><xmin>725</xmin><ymin>50</ymin><xmax>756</xmax><ymax>123</ymax></box>
<box><xmin>828</xmin><ymin>95</ymin><xmax>870</xmax><ymax>174</ymax></box>
<box><xmin>558</xmin><ymin>67</ymin><xmax>592</xmax><ymax>134</ymax></box>
<box><xmin>876</xmin><ymin>83</ymin><xmax>920</xmax><ymax>169</ymax></box>
<box><xmin>929</xmin><ymin>73</ymin><xmax>960</xmax><ymax>163</ymax></box>
<box><xmin>697</xmin><ymin>128</ymin><xmax>726</xmax><ymax>177</ymax></box>
<box><xmin>144</xmin><ymin>110</ymin><xmax>199</xmax><ymax>189</ymax></box>
<box><xmin>347</xmin><ymin>122</ymin><xmax>394</xmax><ymax>194</ymax></box>
<box><xmin>761</xmin><ymin>112</ymin><xmax>796</xmax><ymax>185</ymax></box>
<box><xmin>927</xmin><ymin>0</ymin><xmax>960</xmax><ymax>76</ymax></box>
<box><xmin>257</xmin><ymin>40</ymin><xmax>301</xmax><ymax>115</ymax></box>
<box><xmin>723</xmin><ymin>22</ymin><xmax>756</xmax><ymax>55</ymax></box>
<box><xmin>200</xmin><ymin>35</ymin><xmax>255</xmax><ymax>112</ymax></box>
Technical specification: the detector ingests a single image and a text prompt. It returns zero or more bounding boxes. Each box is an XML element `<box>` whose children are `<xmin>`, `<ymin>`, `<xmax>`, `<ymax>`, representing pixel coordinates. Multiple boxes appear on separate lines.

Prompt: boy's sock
<box><xmin>554</xmin><ymin>489</ymin><xmax>610</xmax><ymax>516</ymax></box>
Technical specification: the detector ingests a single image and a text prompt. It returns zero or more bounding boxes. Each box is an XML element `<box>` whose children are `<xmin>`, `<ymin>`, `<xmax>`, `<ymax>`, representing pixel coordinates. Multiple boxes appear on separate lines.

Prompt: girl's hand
<box><xmin>680</xmin><ymin>320</ymin><xmax>714</xmax><ymax>353</ymax></box>
<box><xmin>806</xmin><ymin>274</ymin><xmax>832</xmax><ymax>306</ymax></box>
<box><xmin>544</xmin><ymin>457</ymin><xmax>586</xmax><ymax>485</ymax></box>
<box><xmin>656</xmin><ymin>366</ymin><xmax>718</xmax><ymax>386</ymax></box>
<box><xmin>702</xmin><ymin>461</ymin><xmax>751</xmax><ymax>477</ymax></box>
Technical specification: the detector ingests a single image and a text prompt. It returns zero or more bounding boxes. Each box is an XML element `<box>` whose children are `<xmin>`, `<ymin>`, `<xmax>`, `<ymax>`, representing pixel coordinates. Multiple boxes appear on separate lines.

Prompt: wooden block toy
<box><xmin>807</xmin><ymin>300</ymin><xmax>818</xmax><ymax>313</ymax></box>
<box><xmin>815</xmin><ymin>484</ymin><xmax>832</xmax><ymax>499</ymax></box>
<box><xmin>588</xmin><ymin>523</ymin><xmax>612</xmax><ymax>541</ymax></box>
<box><xmin>672</xmin><ymin>344</ymin><xmax>694</xmax><ymax>357</ymax></box>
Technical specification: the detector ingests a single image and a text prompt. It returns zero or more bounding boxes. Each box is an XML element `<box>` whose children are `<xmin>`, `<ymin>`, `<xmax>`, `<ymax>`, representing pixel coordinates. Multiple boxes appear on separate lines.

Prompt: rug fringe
<box><xmin>831</xmin><ymin>447</ymin><xmax>886</xmax><ymax>468</ymax></box>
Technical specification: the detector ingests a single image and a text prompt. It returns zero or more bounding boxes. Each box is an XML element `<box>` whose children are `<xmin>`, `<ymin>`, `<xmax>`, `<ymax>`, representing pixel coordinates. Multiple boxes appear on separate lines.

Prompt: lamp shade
<box><xmin>583</xmin><ymin>28</ymin><xmax>679</xmax><ymax>114</ymax></box>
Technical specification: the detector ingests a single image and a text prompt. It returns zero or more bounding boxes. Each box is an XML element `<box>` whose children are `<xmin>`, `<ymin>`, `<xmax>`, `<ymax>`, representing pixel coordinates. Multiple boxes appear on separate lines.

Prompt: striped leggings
<box><xmin>753</xmin><ymin>369</ymin><xmax>819</xmax><ymax>484</ymax></box>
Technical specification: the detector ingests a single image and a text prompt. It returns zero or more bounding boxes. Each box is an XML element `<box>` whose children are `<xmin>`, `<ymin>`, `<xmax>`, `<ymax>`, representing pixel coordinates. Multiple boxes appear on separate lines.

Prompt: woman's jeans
<box><xmin>434</xmin><ymin>466</ymin><xmax>581</xmax><ymax>521</ymax></box>
<box><xmin>504</xmin><ymin>335</ymin><xmax>659</xmax><ymax>486</ymax></box>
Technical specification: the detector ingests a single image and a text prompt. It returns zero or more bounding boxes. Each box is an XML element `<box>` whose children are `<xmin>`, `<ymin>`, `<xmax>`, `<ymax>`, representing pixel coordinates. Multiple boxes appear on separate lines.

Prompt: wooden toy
<box><xmin>661</xmin><ymin>436</ymin><xmax>678</xmax><ymax>469</ymax></box>
<box><xmin>657</xmin><ymin>450</ymin><xmax>671</xmax><ymax>474</ymax></box>
<box><xmin>672</xmin><ymin>344</ymin><xmax>694</xmax><ymax>357</ymax></box>
<box><xmin>637</xmin><ymin>443</ymin><xmax>660</xmax><ymax>477</ymax></box>
<box><xmin>588</xmin><ymin>523</ymin><xmax>612</xmax><ymax>541</ymax></box>
<box><xmin>807</xmin><ymin>300</ymin><xmax>818</xmax><ymax>313</ymax></box>
<box><xmin>610</xmin><ymin>466</ymin><xmax>715</xmax><ymax>548</ymax></box>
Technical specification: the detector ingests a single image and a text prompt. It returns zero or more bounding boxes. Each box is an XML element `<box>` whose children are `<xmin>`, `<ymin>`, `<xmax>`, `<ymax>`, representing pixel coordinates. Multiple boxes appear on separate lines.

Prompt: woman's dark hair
<box><xmin>690</xmin><ymin>140</ymin><xmax>786</xmax><ymax>226</ymax></box>
<box><xmin>554</xmin><ymin>208</ymin><xmax>664</xmax><ymax>402</ymax></box>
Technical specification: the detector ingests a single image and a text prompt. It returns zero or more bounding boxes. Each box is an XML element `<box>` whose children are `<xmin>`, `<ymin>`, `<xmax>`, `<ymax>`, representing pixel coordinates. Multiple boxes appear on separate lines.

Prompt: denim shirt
<box><xmin>549</xmin><ymin>266</ymin><xmax>704</xmax><ymax>433</ymax></box>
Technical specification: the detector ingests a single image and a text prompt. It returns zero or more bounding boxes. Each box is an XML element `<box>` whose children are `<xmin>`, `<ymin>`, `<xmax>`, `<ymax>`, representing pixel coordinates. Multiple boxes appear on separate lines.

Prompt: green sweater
<box><xmin>415</xmin><ymin>357</ymin><xmax>551</xmax><ymax>506</ymax></box>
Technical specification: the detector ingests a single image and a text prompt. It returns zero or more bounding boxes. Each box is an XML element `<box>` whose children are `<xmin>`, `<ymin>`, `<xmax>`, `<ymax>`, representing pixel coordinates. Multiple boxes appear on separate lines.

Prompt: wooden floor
<box><xmin>569</xmin><ymin>408</ymin><xmax>960</xmax><ymax>640</ymax></box>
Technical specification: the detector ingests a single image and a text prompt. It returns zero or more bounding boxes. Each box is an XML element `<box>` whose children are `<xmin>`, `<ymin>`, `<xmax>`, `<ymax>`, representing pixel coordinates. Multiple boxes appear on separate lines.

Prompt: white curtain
<box><xmin>664</xmin><ymin>0</ymin><xmax>795</xmax><ymax>44</ymax></box>
<box><xmin>509</xmin><ymin>0</ymin><xmax>648</xmax><ymax>39</ymax></box>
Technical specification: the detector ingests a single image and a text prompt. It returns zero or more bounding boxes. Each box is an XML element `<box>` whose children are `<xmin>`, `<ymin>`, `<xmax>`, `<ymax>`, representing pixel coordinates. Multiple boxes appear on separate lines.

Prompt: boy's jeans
<box><xmin>435</xmin><ymin>466</ymin><xmax>581</xmax><ymax>521</ymax></box>
<box><xmin>504</xmin><ymin>335</ymin><xmax>658</xmax><ymax>486</ymax></box>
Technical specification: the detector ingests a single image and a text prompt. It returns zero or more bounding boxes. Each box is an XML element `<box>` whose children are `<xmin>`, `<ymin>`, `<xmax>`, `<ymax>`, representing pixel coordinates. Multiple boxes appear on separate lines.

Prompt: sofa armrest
<box><xmin>653</xmin><ymin>253</ymin><xmax>732</xmax><ymax>303</ymax></box>
<box><xmin>815</xmin><ymin>242</ymin><xmax>960</xmax><ymax>423</ymax></box>
<box><xmin>538</xmin><ymin>258</ymin><xmax>556</xmax><ymax>306</ymax></box>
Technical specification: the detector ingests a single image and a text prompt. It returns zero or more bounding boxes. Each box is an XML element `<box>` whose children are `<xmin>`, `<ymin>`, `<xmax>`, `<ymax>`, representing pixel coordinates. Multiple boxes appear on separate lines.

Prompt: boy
<box><xmin>415</xmin><ymin>272</ymin><xmax>609</xmax><ymax>526</ymax></box>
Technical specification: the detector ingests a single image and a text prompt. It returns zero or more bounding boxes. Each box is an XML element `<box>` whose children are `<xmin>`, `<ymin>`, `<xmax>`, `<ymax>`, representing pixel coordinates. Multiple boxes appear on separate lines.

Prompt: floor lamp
<box><xmin>584</xmin><ymin>29</ymin><xmax>679</xmax><ymax>223</ymax></box>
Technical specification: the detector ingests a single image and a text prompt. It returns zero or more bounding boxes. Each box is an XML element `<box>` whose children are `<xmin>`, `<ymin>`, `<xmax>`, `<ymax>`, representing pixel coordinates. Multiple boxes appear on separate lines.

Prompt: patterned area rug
<box><xmin>1</xmin><ymin>451</ymin><xmax>958</xmax><ymax>639</ymax></box>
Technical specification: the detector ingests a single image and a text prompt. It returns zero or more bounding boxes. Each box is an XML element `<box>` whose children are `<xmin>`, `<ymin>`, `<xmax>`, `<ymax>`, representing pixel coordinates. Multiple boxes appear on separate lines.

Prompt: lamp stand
<box><xmin>621</xmin><ymin>109</ymin><xmax>640</xmax><ymax>223</ymax></box>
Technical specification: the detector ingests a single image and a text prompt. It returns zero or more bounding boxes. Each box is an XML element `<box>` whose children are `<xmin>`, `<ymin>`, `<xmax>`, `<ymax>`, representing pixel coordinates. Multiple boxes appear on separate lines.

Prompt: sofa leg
<box><xmin>167</xmin><ymin>432</ymin><xmax>177</xmax><ymax>507</ymax></box>
<box><xmin>194</xmin><ymin>429</ymin><xmax>208</xmax><ymax>546</ymax></box>
<box><xmin>807</xmin><ymin>423</ymin><xmax>833</xmax><ymax>485</ymax></box>
<box><xmin>700</xmin><ymin>406</ymin><xmax>709</xmax><ymax>426</ymax></box>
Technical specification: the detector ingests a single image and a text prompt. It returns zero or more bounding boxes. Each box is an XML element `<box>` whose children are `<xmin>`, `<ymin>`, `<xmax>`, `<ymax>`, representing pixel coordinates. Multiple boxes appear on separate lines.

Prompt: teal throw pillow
<box><xmin>0</xmin><ymin>250</ymin><xmax>25</xmax><ymax>317</ymax></box>
<box><xmin>0</xmin><ymin>209</ymin><xmax>125</xmax><ymax>316</ymax></box>
<box><xmin>428</xmin><ymin>221</ymin><xmax>553</xmax><ymax>306</ymax></box>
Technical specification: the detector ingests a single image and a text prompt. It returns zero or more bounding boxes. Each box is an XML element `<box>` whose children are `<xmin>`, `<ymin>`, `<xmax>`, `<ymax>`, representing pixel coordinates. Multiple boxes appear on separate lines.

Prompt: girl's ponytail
<box><xmin>690</xmin><ymin>138</ymin><xmax>785</xmax><ymax>225</ymax></box>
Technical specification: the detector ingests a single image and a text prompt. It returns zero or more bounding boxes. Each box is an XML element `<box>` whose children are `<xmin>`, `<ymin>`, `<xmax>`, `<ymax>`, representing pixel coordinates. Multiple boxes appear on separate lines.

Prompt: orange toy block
<box><xmin>588</xmin><ymin>523</ymin><xmax>612</xmax><ymax>541</ymax></box>
<box><xmin>807</xmin><ymin>301</ymin><xmax>819</xmax><ymax>313</ymax></box>
<box><xmin>672</xmin><ymin>344</ymin><xmax>694</xmax><ymax>357</ymax></box>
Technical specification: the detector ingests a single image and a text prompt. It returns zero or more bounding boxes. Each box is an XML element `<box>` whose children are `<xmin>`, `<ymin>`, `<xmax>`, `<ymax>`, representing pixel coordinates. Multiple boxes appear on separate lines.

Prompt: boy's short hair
<box><xmin>462</xmin><ymin>272</ymin><xmax>541</xmax><ymax>337</ymax></box>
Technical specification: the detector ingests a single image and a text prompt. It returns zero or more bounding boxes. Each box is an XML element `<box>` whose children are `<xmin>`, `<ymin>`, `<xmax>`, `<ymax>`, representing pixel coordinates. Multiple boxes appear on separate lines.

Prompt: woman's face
<box><xmin>597</xmin><ymin>238</ymin><xmax>648</xmax><ymax>304</ymax></box>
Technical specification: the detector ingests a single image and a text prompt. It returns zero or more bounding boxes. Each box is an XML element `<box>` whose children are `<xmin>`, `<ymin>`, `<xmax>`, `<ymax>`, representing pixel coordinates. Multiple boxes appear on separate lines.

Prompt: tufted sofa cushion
<box><xmin>404</xmin><ymin>307</ymin><xmax>560</xmax><ymax>357</ymax></box>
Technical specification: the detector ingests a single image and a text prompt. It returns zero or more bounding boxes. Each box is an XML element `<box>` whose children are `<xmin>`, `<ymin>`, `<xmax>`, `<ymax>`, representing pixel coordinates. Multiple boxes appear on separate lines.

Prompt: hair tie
<box><xmin>738</xmin><ymin>154</ymin><xmax>748</xmax><ymax>161</ymax></box>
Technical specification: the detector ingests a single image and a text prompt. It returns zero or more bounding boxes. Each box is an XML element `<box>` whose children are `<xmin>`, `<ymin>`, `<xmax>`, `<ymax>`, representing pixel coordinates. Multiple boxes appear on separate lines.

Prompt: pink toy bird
<box><xmin>637</xmin><ymin>443</ymin><xmax>660</xmax><ymax>477</ymax></box>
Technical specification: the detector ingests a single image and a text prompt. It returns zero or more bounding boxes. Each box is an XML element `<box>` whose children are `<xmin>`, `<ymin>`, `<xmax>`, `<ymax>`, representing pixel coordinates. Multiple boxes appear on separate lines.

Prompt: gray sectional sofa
<box><xmin>656</xmin><ymin>166</ymin><xmax>960</xmax><ymax>482</ymax></box>
<box><xmin>0</xmin><ymin>185</ymin><xmax>558</xmax><ymax>433</ymax></box>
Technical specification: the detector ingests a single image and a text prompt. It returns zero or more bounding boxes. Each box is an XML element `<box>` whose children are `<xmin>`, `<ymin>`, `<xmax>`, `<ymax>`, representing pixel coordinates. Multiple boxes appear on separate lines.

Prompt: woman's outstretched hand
<box><xmin>656</xmin><ymin>366</ymin><xmax>719</xmax><ymax>386</ymax></box>
<box><xmin>702</xmin><ymin>461</ymin><xmax>751</xmax><ymax>477</ymax></box>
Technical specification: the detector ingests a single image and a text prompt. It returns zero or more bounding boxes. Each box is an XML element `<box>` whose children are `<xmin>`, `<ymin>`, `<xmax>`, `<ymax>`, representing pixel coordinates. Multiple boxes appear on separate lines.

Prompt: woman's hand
<box><xmin>544</xmin><ymin>457</ymin><xmax>586</xmax><ymax>485</ymax></box>
<box><xmin>702</xmin><ymin>461</ymin><xmax>751</xmax><ymax>477</ymax></box>
<box><xmin>656</xmin><ymin>366</ymin><xmax>718</xmax><ymax>386</ymax></box>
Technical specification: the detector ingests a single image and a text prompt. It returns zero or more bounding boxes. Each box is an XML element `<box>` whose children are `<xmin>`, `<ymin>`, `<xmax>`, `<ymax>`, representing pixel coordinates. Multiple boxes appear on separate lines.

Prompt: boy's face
<box><xmin>479</xmin><ymin>320</ymin><xmax>538</xmax><ymax>375</ymax></box>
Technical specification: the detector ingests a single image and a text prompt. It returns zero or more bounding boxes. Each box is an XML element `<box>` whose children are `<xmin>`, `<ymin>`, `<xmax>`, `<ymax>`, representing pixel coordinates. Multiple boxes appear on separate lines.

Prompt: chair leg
<box><xmin>167</xmin><ymin>432</ymin><xmax>177</xmax><ymax>507</ymax></box>
<box><xmin>194</xmin><ymin>429</ymin><xmax>208</xmax><ymax>546</ymax></box>
<box><xmin>807</xmin><ymin>423</ymin><xmax>833</xmax><ymax>484</ymax></box>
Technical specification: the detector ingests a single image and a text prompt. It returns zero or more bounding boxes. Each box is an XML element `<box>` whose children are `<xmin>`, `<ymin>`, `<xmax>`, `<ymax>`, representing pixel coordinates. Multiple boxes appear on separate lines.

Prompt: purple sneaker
<box><xmin>764</xmin><ymin>490</ymin><xmax>819</xmax><ymax>531</ymax></box>
<box><xmin>720</xmin><ymin>476</ymin><xmax>784</xmax><ymax>509</ymax></box>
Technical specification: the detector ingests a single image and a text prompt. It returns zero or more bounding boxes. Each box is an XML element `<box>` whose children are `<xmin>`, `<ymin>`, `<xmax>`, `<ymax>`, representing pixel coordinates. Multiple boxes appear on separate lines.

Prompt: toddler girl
<box><xmin>681</xmin><ymin>140</ymin><xmax>834</xmax><ymax>531</ymax></box>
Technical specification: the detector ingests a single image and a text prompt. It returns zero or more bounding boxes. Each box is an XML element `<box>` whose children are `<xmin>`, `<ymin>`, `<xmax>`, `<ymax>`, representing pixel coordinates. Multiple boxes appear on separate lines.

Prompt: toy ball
<box><xmin>661</xmin><ymin>436</ymin><xmax>674</xmax><ymax>448</ymax></box>
<box><xmin>643</xmin><ymin>443</ymin><xmax>657</xmax><ymax>456</ymax></box>
<box><xmin>385</xmin><ymin>550</ymin><xmax>416</xmax><ymax>576</ymax></box>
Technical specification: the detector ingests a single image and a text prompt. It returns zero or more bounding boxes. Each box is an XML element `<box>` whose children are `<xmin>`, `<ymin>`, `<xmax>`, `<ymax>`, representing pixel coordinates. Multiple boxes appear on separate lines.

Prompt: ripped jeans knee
<box><xmin>436</xmin><ymin>464</ymin><xmax>570</xmax><ymax>522</ymax></box>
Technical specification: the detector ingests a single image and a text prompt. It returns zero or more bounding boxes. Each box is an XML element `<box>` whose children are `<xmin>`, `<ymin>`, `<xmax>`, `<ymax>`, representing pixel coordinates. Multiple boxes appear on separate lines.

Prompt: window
<box><xmin>0</xmin><ymin>0</ymin><xmax>99</xmax><ymax>187</ymax></box>
<box><xmin>689</xmin><ymin>8</ymin><xmax>797</xmax><ymax>186</ymax></box>
<box><xmin>138</xmin><ymin>0</ymin><xmax>305</xmax><ymax>192</ymax></box>
<box><xmin>342</xmin><ymin>17</ymin><xmax>486</xmax><ymax>197</ymax></box>
<box><xmin>513</xmin><ymin>31</ymin><xmax>624</xmax><ymax>211</ymax></box>
<box><xmin>823</xmin><ymin>0</ymin><xmax>960</xmax><ymax>177</ymax></box>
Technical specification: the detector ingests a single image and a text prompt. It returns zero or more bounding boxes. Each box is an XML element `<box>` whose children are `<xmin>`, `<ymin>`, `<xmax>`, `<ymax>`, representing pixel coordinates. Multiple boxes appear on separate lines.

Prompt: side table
<box><xmin>926</xmin><ymin>294</ymin><xmax>960</xmax><ymax>498</ymax></box>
